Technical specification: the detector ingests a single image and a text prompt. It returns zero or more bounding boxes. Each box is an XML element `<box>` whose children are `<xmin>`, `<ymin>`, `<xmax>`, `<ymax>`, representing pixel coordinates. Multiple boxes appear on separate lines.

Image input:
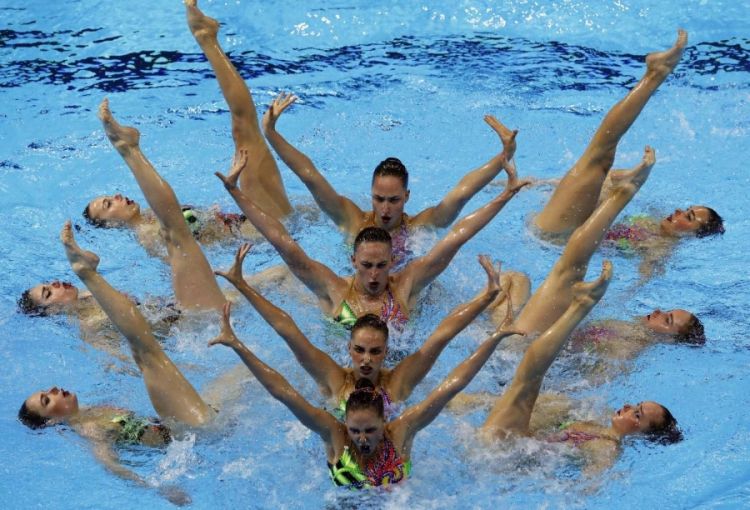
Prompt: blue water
<box><xmin>1</xmin><ymin>1</ymin><xmax>749</xmax><ymax>508</ymax></box>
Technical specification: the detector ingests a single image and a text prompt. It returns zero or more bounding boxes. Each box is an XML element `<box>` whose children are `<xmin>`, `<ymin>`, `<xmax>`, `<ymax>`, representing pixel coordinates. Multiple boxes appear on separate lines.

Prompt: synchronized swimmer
<box><xmin>17</xmin><ymin>0</ymin><xmax>728</xmax><ymax>503</ymax></box>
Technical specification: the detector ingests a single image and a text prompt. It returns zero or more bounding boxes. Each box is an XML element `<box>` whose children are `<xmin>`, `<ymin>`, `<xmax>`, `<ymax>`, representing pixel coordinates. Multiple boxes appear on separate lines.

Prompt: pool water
<box><xmin>1</xmin><ymin>1</ymin><xmax>749</xmax><ymax>508</ymax></box>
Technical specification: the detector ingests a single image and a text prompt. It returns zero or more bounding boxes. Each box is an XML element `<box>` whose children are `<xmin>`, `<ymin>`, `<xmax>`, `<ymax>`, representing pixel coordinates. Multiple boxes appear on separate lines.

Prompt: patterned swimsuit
<box><xmin>328</xmin><ymin>437</ymin><xmax>411</xmax><ymax>489</ymax></box>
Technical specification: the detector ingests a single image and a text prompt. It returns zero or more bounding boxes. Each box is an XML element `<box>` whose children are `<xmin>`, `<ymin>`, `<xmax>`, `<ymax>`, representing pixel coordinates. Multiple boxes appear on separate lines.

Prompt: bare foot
<box><xmin>571</xmin><ymin>260</ymin><xmax>612</xmax><ymax>308</ymax></box>
<box><xmin>609</xmin><ymin>145</ymin><xmax>655</xmax><ymax>193</ymax></box>
<box><xmin>645</xmin><ymin>29</ymin><xmax>687</xmax><ymax>77</ymax></box>
<box><xmin>185</xmin><ymin>0</ymin><xmax>219</xmax><ymax>43</ymax></box>
<box><xmin>477</xmin><ymin>254</ymin><xmax>501</xmax><ymax>298</ymax></box>
<box><xmin>98</xmin><ymin>98</ymin><xmax>140</xmax><ymax>154</ymax></box>
<box><xmin>484</xmin><ymin>114</ymin><xmax>518</xmax><ymax>160</ymax></box>
<box><xmin>61</xmin><ymin>221</ymin><xmax>100</xmax><ymax>275</ymax></box>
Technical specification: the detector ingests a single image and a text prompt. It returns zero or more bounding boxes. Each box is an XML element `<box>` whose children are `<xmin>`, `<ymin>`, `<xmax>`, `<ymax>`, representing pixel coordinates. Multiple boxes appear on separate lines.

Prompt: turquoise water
<box><xmin>1</xmin><ymin>1</ymin><xmax>749</xmax><ymax>508</ymax></box>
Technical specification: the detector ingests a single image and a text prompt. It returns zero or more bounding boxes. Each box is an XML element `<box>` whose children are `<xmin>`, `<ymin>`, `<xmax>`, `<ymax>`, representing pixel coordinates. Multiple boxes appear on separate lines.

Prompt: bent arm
<box><xmin>263</xmin><ymin>94</ymin><xmax>363</xmax><ymax>233</ymax></box>
<box><xmin>402</xmin><ymin>177</ymin><xmax>523</xmax><ymax>301</ymax></box>
<box><xmin>388</xmin><ymin>255</ymin><xmax>501</xmax><ymax>401</ymax></box>
<box><xmin>209</xmin><ymin>304</ymin><xmax>339</xmax><ymax>442</ymax></box>
<box><xmin>394</xmin><ymin>328</ymin><xmax>520</xmax><ymax>443</ymax></box>
<box><xmin>217</xmin><ymin>162</ymin><xmax>341</xmax><ymax>311</ymax></box>
<box><xmin>413</xmin><ymin>152</ymin><xmax>509</xmax><ymax>228</ymax></box>
<box><xmin>412</xmin><ymin>115</ymin><xmax>518</xmax><ymax>228</ymax></box>
<box><xmin>217</xmin><ymin>246</ymin><xmax>346</xmax><ymax>395</ymax></box>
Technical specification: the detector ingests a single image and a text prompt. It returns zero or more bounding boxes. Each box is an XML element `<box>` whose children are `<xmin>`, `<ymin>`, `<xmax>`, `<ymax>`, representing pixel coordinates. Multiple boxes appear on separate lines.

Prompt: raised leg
<box><xmin>99</xmin><ymin>99</ymin><xmax>226</xmax><ymax>311</ymax></box>
<box><xmin>61</xmin><ymin>221</ymin><xmax>213</xmax><ymax>426</ymax></box>
<box><xmin>534</xmin><ymin>30</ymin><xmax>687</xmax><ymax>235</ymax></box>
<box><xmin>480</xmin><ymin>261</ymin><xmax>612</xmax><ymax>439</ymax></box>
<box><xmin>186</xmin><ymin>0</ymin><xmax>291</xmax><ymax>219</ymax></box>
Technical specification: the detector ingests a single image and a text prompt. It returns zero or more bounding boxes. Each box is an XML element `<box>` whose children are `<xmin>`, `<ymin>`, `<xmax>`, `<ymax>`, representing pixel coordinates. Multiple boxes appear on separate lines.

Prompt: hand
<box><xmin>157</xmin><ymin>484</ymin><xmax>191</xmax><ymax>507</ymax></box>
<box><xmin>477</xmin><ymin>254</ymin><xmax>501</xmax><ymax>300</ymax></box>
<box><xmin>215</xmin><ymin>243</ymin><xmax>252</xmax><ymax>286</ymax></box>
<box><xmin>208</xmin><ymin>302</ymin><xmax>242</xmax><ymax>349</ymax></box>
<box><xmin>262</xmin><ymin>92</ymin><xmax>298</xmax><ymax>133</ymax></box>
<box><xmin>215</xmin><ymin>149</ymin><xmax>248</xmax><ymax>191</ymax></box>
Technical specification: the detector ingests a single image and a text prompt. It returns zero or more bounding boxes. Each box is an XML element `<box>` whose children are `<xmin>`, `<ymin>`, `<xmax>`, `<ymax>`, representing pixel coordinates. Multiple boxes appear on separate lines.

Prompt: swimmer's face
<box><xmin>28</xmin><ymin>281</ymin><xmax>79</xmax><ymax>311</ymax></box>
<box><xmin>660</xmin><ymin>206</ymin><xmax>711</xmax><ymax>237</ymax></box>
<box><xmin>345</xmin><ymin>408</ymin><xmax>385</xmax><ymax>458</ymax></box>
<box><xmin>371</xmin><ymin>175</ymin><xmax>409</xmax><ymax>232</ymax></box>
<box><xmin>25</xmin><ymin>387</ymin><xmax>79</xmax><ymax>421</ymax></box>
<box><xmin>611</xmin><ymin>401</ymin><xmax>666</xmax><ymax>436</ymax></box>
<box><xmin>641</xmin><ymin>309</ymin><xmax>694</xmax><ymax>336</ymax></box>
<box><xmin>87</xmin><ymin>194</ymin><xmax>140</xmax><ymax>226</ymax></box>
<box><xmin>349</xmin><ymin>327</ymin><xmax>388</xmax><ymax>383</ymax></box>
<box><xmin>351</xmin><ymin>241</ymin><xmax>393</xmax><ymax>297</ymax></box>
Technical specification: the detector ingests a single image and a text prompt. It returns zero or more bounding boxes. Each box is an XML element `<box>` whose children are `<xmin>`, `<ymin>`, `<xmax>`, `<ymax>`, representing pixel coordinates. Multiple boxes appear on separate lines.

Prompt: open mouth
<box><xmin>367</xmin><ymin>282</ymin><xmax>380</xmax><ymax>291</ymax></box>
<box><xmin>381</xmin><ymin>215</ymin><xmax>391</xmax><ymax>224</ymax></box>
<box><xmin>358</xmin><ymin>443</ymin><xmax>371</xmax><ymax>454</ymax></box>
<box><xmin>359</xmin><ymin>366</ymin><xmax>372</xmax><ymax>376</ymax></box>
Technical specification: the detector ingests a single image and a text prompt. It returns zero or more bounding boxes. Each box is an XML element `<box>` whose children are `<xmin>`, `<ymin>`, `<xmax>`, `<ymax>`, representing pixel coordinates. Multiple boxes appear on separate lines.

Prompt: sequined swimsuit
<box><xmin>605</xmin><ymin>215</ymin><xmax>656</xmax><ymax>251</ymax></box>
<box><xmin>328</xmin><ymin>437</ymin><xmax>411</xmax><ymax>489</ymax></box>
<box><xmin>335</xmin><ymin>282</ymin><xmax>409</xmax><ymax>332</ymax></box>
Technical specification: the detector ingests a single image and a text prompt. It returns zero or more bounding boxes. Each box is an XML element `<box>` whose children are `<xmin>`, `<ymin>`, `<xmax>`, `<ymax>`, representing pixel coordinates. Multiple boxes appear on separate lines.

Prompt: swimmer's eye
<box><xmin>376</xmin><ymin>262</ymin><xmax>387</xmax><ymax>269</ymax></box>
<box><xmin>42</xmin><ymin>287</ymin><xmax>51</xmax><ymax>301</ymax></box>
<box><xmin>369</xmin><ymin>349</ymin><xmax>382</xmax><ymax>355</ymax></box>
<box><xmin>41</xmin><ymin>395</ymin><xmax>49</xmax><ymax>406</ymax></box>
<box><xmin>688</xmin><ymin>210</ymin><xmax>695</xmax><ymax>222</ymax></box>
<box><xmin>353</xmin><ymin>346</ymin><xmax>365</xmax><ymax>353</ymax></box>
<box><xmin>373</xmin><ymin>195</ymin><xmax>385</xmax><ymax>203</ymax></box>
<box><xmin>362</xmin><ymin>263</ymin><xmax>373</xmax><ymax>269</ymax></box>
<box><xmin>365</xmin><ymin>427</ymin><xmax>377</xmax><ymax>434</ymax></box>
<box><xmin>388</xmin><ymin>197</ymin><xmax>401</xmax><ymax>204</ymax></box>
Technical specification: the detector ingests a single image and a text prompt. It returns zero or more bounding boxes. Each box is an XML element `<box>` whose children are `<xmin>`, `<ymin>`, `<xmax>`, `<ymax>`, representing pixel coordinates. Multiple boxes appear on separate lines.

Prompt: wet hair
<box><xmin>18</xmin><ymin>401</ymin><xmax>50</xmax><ymax>430</ymax></box>
<box><xmin>644</xmin><ymin>404</ymin><xmax>683</xmax><ymax>445</ymax></box>
<box><xmin>345</xmin><ymin>378</ymin><xmax>385</xmax><ymax>420</ymax></box>
<box><xmin>351</xmin><ymin>314</ymin><xmax>389</xmax><ymax>344</ymax></box>
<box><xmin>675</xmin><ymin>314</ymin><xmax>706</xmax><ymax>345</ymax></box>
<box><xmin>695</xmin><ymin>207</ymin><xmax>724</xmax><ymax>238</ymax></box>
<box><xmin>82</xmin><ymin>204</ymin><xmax>108</xmax><ymax>228</ymax></box>
<box><xmin>352</xmin><ymin>227</ymin><xmax>392</xmax><ymax>254</ymax></box>
<box><xmin>17</xmin><ymin>290</ymin><xmax>48</xmax><ymax>317</ymax></box>
<box><xmin>372</xmin><ymin>157</ymin><xmax>408</xmax><ymax>189</ymax></box>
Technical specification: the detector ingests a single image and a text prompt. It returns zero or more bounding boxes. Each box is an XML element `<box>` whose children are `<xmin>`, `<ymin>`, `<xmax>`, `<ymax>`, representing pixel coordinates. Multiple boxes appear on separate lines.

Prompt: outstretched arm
<box><xmin>387</xmin><ymin>255</ymin><xmax>501</xmax><ymax>401</ymax></box>
<box><xmin>400</xmin><ymin>157</ymin><xmax>528</xmax><ymax>303</ymax></box>
<box><xmin>262</xmin><ymin>93</ymin><xmax>363</xmax><ymax>234</ymax></box>
<box><xmin>411</xmin><ymin>115</ymin><xmax>518</xmax><ymax>228</ymax></box>
<box><xmin>209</xmin><ymin>303</ymin><xmax>339</xmax><ymax>443</ymax></box>
<box><xmin>482</xmin><ymin>261</ymin><xmax>612</xmax><ymax>437</ymax></box>
<box><xmin>215</xmin><ymin>244</ymin><xmax>346</xmax><ymax>396</ymax></box>
<box><xmin>557</xmin><ymin>147</ymin><xmax>655</xmax><ymax>272</ymax></box>
<box><xmin>92</xmin><ymin>441</ymin><xmax>190</xmax><ymax>506</ymax></box>
<box><xmin>217</xmin><ymin>151</ymin><xmax>342</xmax><ymax>313</ymax></box>
<box><xmin>391</xmin><ymin>324</ymin><xmax>525</xmax><ymax>451</ymax></box>
<box><xmin>61</xmin><ymin>222</ymin><xmax>213</xmax><ymax>427</ymax></box>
